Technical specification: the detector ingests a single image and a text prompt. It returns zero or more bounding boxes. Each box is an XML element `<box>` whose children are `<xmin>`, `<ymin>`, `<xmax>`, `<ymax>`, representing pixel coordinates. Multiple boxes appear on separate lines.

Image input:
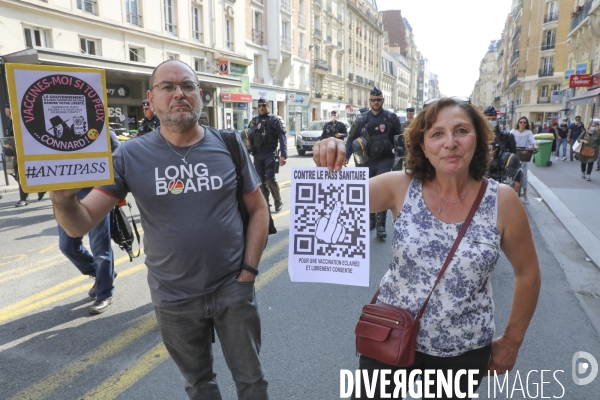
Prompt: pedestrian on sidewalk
<box><xmin>556</xmin><ymin>118</ymin><xmax>569</xmax><ymax>161</ymax></box>
<box><xmin>568</xmin><ymin>116</ymin><xmax>586</xmax><ymax>161</ymax></box>
<box><xmin>510</xmin><ymin>117</ymin><xmax>538</xmax><ymax>204</ymax></box>
<box><xmin>4</xmin><ymin>103</ymin><xmax>45</xmax><ymax>207</ymax></box>
<box><xmin>577</xmin><ymin>121</ymin><xmax>600</xmax><ymax>181</ymax></box>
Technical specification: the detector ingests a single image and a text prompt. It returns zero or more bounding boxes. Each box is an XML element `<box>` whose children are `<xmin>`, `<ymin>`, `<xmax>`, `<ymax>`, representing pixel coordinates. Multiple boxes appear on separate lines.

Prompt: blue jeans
<box><xmin>154</xmin><ymin>280</ymin><xmax>268</xmax><ymax>400</ymax></box>
<box><xmin>556</xmin><ymin>138</ymin><xmax>567</xmax><ymax>158</ymax></box>
<box><xmin>57</xmin><ymin>188</ymin><xmax>114</xmax><ymax>300</ymax></box>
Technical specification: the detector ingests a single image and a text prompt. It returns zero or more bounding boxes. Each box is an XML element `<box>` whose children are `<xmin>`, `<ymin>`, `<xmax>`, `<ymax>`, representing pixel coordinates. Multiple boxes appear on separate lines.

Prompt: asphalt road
<box><xmin>0</xmin><ymin>144</ymin><xmax>599</xmax><ymax>399</ymax></box>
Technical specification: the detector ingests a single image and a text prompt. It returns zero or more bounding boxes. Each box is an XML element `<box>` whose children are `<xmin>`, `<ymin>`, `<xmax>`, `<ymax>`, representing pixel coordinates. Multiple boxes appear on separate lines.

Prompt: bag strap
<box><xmin>121</xmin><ymin>202</ymin><xmax>141</xmax><ymax>260</ymax></box>
<box><xmin>370</xmin><ymin>178</ymin><xmax>489</xmax><ymax>323</ymax></box>
<box><xmin>219</xmin><ymin>129</ymin><xmax>249</xmax><ymax>235</ymax></box>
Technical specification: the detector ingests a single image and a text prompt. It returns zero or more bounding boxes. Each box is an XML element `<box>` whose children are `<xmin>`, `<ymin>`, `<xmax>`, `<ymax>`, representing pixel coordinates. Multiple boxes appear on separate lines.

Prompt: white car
<box><xmin>295</xmin><ymin>119</ymin><xmax>351</xmax><ymax>156</ymax></box>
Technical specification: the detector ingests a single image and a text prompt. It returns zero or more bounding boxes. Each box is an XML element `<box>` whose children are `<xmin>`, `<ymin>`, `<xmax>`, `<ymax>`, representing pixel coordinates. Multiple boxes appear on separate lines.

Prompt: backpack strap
<box><xmin>123</xmin><ymin>202</ymin><xmax>141</xmax><ymax>260</ymax></box>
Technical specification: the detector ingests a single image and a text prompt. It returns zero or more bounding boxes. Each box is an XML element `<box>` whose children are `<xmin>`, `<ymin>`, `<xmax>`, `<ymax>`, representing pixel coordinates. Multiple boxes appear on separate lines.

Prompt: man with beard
<box><xmin>49</xmin><ymin>60</ymin><xmax>270</xmax><ymax>399</ymax></box>
<box><xmin>345</xmin><ymin>87</ymin><xmax>402</xmax><ymax>240</ymax></box>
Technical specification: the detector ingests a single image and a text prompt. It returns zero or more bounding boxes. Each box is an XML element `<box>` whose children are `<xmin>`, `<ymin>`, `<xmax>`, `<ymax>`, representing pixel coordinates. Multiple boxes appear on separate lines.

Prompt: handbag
<box><xmin>355</xmin><ymin>178</ymin><xmax>489</xmax><ymax>367</ymax></box>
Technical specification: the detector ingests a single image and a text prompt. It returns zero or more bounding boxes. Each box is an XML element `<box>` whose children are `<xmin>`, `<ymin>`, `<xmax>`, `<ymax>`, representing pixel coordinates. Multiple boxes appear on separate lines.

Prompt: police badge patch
<box><xmin>379</xmin><ymin>124</ymin><xmax>386</xmax><ymax>132</ymax></box>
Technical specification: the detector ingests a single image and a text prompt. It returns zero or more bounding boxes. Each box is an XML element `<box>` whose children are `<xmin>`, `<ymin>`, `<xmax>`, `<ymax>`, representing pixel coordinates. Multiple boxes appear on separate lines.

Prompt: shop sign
<box><xmin>564</xmin><ymin>69</ymin><xmax>574</xmax><ymax>84</ymax></box>
<box><xmin>230</xmin><ymin>63</ymin><xmax>247</xmax><ymax>75</ymax></box>
<box><xmin>550</xmin><ymin>90</ymin><xmax>564</xmax><ymax>103</ymax></box>
<box><xmin>218</xmin><ymin>60</ymin><xmax>230</xmax><ymax>75</ymax></box>
<box><xmin>220</xmin><ymin>93</ymin><xmax>252</xmax><ymax>102</ymax></box>
<box><xmin>569</xmin><ymin>74</ymin><xmax>594</xmax><ymax>88</ymax></box>
<box><xmin>576</xmin><ymin>62</ymin><xmax>591</xmax><ymax>75</ymax></box>
<box><xmin>106</xmin><ymin>85</ymin><xmax>129</xmax><ymax>98</ymax></box>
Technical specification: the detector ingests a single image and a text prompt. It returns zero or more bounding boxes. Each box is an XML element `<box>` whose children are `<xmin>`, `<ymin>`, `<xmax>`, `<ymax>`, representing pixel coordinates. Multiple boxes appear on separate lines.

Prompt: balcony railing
<box><xmin>356</xmin><ymin>75</ymin><xmax>364</xmax><ymax>84</ymax></box>
<box><xmin>273</xmin><ymin>79</ymin><xmax>283</xmax><ymax>86</ymax></box>
<box><xmin>298</xmin><ymin>46</ymin><xmax>306</xmax><ymax>58</ymax></box>
<box><xmin>541</xmin><ymin>42</ymin><xmax>555</xmax><ymax>51</ymax></box>
<box><xmin>252</xmin><ymin>29</ymin><xmax>264</xmax><ymax>45</ymax></box>
<box><xmin>512</xmin><ymin>0</ymin><xmax>523</xmax><ymax>18</ymax></box>
<box><xmin>571</xmin><ymin>0</ymin><xmax>593</xmax><ymax>33</ymax></box>
<box><xmin>512</xmin><ymin>26</ymin><xmax>521</xmax><ymax>42</ymax></box>
<box><xmin>538</xmin><ymin>96</ymin><xmax>550</xmax><ymax>104</ymax></box>
<box><xmin>314</xmin><ymin>59</ymin><xmax>331</xmax><ymax>72</ymax></box>
<box><xmin>192</xmin><ymin>30</ymin><xmax>203</xmax><ymax>42</ymax></box>
<box><xmin>314</xmin><ymin>28</ymin><xmax>322</xmax><ymax>37</ymax></box>
<box><xmin>508</xmin><ymin>74</ymin><xmax>518</xmax><ymax>86</ymax></box>
<box><xmin>539</xmin><ymin>67</ymin><xmax>554</xmax><ymax>77</ymax></box>
<box><xmin>348</xmin><ymin>97</ymin><xmax>354</xmax><ymax>104</ymax></box>
<box><xmin>281</xmin><ymin>36</ymin><xmax>292</xmax><ymax>52</ymax></box>
<box><xmin>348</xmin><ymin>73</ymin><xmax>354</xmax><ymax>82</ymax></box>
<box><xmin>281</xmin><ymin>0</ymin><xmax>292</xmax><ymax>13</ymax></box>
<box><xmin>298</xmin><ymin>13</ymin><xmax>306</xmax><ymax>28</ymax></box>
<box><xmin>253</xmin><ymin>77</ymin><xmax>264</xmax><ymax>84</ymax></box>
<box><xmin>315</xmin><ymin>0</ymin><xmax>322</xmax><ymax>6</ymax></box>
<box><xmin>337</xmin><ymin>41</ymin><xmax>342</xmax><ymax>48</ymax></box>
<box><xmin>368</xmin><ymin>80</ymin><xmax>374</xmax><ymax>87</ymax></box>
<box><xmin>326</xmin><ymin>35</ymin><xmax>332</xmax><ymax>43</ymax></box>
<box><xmin>126</xmin><ymin>12</ymin><xmax>141</xmax><ymax>26</ymax></box>
<box><xmin>511</xmin><ymin>51</ymin><xmax>519</xmax><ymax>64</ymax></box>
<box><xmin>544</xmin><ymin>12</ymin><xmax>558</xmax><ymax>23</ymax></box>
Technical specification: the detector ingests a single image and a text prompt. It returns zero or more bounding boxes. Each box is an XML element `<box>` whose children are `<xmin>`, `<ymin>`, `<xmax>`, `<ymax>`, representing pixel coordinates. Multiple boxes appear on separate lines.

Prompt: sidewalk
<box><xmin>0</xmin><ymin>166</ymin><xmax>19</xmax><ymax>194</ymax></box>
<box><xmin>527</xmin><ymin>153</ymin><xmax>600</xmax><ymax>271</ymax></box>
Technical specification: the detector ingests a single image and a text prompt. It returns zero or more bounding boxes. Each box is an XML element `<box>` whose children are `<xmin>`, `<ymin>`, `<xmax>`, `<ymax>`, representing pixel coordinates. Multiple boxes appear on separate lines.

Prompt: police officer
<box><xmin>319</xmin><ymin>110</ymin><xmax>347</xmax><ymax>141</ymax></box>
<box><xmin>345</xmin><ymin>87</ymin><xmax>402</xmax><ymax>240</ymax></box>
<box><xmin>402</xmin><ymin>107</ymin><xmax>415</xmax><ymax>131</ymax></box>
<box><xmin>484</xmin><ymin>106</ymin><xmax>522</xmax><ymax>193</ymax></box>
<box><xmin>247</xmin><ymin>97</ymin><xmax>287</xmax><ymax>212</ymax></box>
<box><xmin>136</xmin><ymin>99</ymin><xmax>160</xmax><ymax>137</ymax></box>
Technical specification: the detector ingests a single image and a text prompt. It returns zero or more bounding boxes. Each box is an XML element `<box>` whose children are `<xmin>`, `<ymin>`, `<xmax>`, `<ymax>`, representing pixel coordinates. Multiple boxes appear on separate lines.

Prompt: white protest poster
<box><xmin>288</xmin><ymin>167</ymin><xmax>370</xmax><ymax>286</ymax></box>
<box><xmin>5</xmin><ymin>64</ymin><xmax>113</xmax><ymax>192</ymax></box>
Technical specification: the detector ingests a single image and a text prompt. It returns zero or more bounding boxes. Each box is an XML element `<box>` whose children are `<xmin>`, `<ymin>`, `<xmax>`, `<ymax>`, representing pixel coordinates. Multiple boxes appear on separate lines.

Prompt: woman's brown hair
<box><xmin>404</xmin><ymin>98</ymin><xmax>494</xmax><ymax>182</ymax></box>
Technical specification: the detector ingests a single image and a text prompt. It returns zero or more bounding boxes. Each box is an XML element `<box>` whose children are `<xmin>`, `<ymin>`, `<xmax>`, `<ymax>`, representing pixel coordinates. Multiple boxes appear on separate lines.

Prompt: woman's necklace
<box><xmin>164</xmin><ymin>135</ymin><xmax>201</xmax><ymax>165</ymax></box>
<box><xmin>432</xmin><ymin>179</ymin><xmax>472</xmax><ymax>215</ymax></box>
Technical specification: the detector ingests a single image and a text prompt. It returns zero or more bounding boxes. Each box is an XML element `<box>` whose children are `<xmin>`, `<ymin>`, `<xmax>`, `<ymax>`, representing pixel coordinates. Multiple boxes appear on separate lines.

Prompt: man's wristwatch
<box><xmin>241</xmin><ymin>263</ymin><xmax>259</xmax><ymax>276</ymax></box>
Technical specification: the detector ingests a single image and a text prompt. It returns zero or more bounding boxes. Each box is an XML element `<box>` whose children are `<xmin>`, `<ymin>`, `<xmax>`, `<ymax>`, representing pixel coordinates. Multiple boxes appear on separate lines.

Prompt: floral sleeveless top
<box><xmin>378</xmin><ymin>179</ymin><xmax>502</xmax><ymax>357</ymax></box>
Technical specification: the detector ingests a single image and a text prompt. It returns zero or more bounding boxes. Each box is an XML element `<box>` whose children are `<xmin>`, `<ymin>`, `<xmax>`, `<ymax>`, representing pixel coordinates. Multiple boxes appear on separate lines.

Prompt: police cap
<box><xmin>142</xmin><ymin>99</ymin><xmax>150</xmax><ymax>106</ymax></box>
<box><xmin>406</xmin><ymin>107</ymin><xmax>415</xmax><ymax>112</ymax></box>
<box><xmin>257</xmin><ymin>97</ymin><xmax>268</xmax><ymax>104</ymax></box>
<box><xmin>370</xmin><ymin>86</ymin><xmax>382</xmax><ymax>96</ymax></box>
<box><xmin>330</xmin><ymin>110</ymin><xmax>337</xmax><ymax>115</ymax></box>
<box><xmin>483</xmin><ymin>106</ymin><xmax>497</xmax><ymax>116</ymax></box>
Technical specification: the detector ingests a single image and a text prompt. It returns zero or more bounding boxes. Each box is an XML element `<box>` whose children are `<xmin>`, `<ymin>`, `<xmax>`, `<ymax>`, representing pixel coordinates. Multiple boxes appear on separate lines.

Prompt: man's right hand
<box><xmin>312</xmin><ymin>137</ymin><xmax>346</xmax><ymax>171</ymax></box>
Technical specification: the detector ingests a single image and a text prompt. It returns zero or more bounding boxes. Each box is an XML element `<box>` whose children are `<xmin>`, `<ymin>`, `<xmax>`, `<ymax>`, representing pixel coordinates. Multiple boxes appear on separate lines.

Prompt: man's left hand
<box><xmin>279</xmin><ymin>156</ymin><xmax>287</xmax><ymax>166</ymax></box>
<box><xmin>236</xmin><ymin>269</ymin><xmax>256</xmax><ymax>283</ymax></box>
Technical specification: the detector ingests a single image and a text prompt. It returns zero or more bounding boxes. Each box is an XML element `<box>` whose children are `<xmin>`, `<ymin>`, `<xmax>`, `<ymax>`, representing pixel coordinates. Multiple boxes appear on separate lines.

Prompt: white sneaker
<box><xmin>587</xmin><ymin>175</ymin><xmax>591</xmax><ymax>181</ymax></box>
<box><xmin>522</xmin><ymin>196</ymin><xmax>529</xmax><ymax>204</ymax></box>
<box><xmin>562</xmin><ymin>157</ymin><xmax>567</xmax><ymax>161</ymax></box>
<box><xmin>582</xmin><ymin>173</ymin><xmax>586</xmax><ymax>179</ymax></box>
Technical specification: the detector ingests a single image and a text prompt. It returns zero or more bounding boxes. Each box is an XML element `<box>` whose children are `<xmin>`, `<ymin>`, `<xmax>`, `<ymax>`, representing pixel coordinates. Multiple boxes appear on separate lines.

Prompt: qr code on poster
<box><xmin>292</xmin><ymin>182</ymin><xmax>367</xmax><ymax>258</ymax></box>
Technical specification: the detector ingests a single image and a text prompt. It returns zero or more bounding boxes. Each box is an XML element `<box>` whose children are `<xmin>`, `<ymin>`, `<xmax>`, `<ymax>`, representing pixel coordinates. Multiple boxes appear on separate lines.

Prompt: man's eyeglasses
<box><xmin>151</xmin><ymin>81</ymin><xmax>199</xmax><ymax>93</ymax></box>
<box><xmin>143</xmin><ymin>107</ymin><xmax>150</xmax><ymax>110</ymax></box>
<box><xmin>369</xmin><ymin>98</ymin><xmax>384</xmax><ymax>103</ymax></box>
<box><xmin>423</xmin><ymin>96</ymin><xmax>471</xmax><ymax>108</ymax></box>
<box><xmin>257</xmin><ymin>104</ymin><xmax>268</xmax><ymax>108</ymax></box>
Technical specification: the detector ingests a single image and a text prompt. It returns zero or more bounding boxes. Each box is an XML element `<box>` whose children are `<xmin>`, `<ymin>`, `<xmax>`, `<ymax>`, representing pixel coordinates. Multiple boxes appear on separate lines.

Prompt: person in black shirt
<box><xmin>556</xmin><ymin>118</ymin><xmax>569</xmax><ymax>161</ymax></box>
<box><xmin>136</xmin><ymin>99</ymin><xmax>160</xmax><ymax>137</ymax></box>
<box><xmin>568</xmin><ymin>116</ymin><xmax>585</xmax><ymax>161</ymax></box>
<box><xmin>319</xmin><ymin>110</ymin><xmax>347</xmax><ymax>141</ymax></box>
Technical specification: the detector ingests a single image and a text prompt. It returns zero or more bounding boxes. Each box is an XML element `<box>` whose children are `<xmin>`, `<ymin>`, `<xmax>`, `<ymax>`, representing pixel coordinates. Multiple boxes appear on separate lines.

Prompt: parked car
<box><xmin>295</xmin><ymin>119</ymin><xmax>351</xmax><ymax>156</ymax></box>
<box><xmin>109</xmin><ymin>122</ymin><xmax>128</xmax><ymax>135</ymax></box>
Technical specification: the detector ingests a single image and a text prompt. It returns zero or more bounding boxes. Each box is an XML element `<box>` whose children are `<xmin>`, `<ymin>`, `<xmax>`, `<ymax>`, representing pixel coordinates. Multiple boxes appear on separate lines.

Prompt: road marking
<box><xmin>0</xmin><ymin>254</ymin><xmax>27</xmax><ymax>267</ymax></box>
<box><xmin>79</xmin><ymin>237</ymin><xmax>291</xmax><ymax>400</ymax></box>
<box><xmin>39</xmin><ymin>243</ymin><xmax>58</xmax><ymax>254</ymax></box>
<box><xmin>8</xmin><ymin>314</ymin><xmax>158</xmax><ymax>400</ymax></box>
<box><xmin>0</xmin><ymin>256</ymin><xmax>65</xmax><ymax>284</ymax></box>
<box><xmin>80</xmin><ymin>342</ymin><xmax>170</xmax><ymax>400</ymax></box>
<box><xmin>0</xmin><ymin>253</ymin><xmax>144</xmax><ymax>323</ymax></box>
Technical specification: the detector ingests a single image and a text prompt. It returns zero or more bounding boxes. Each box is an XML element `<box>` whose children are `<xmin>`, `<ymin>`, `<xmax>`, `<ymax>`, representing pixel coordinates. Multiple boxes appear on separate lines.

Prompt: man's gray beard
<box><xmin>158</xmin><ymin>103</ymin><xmax>203</xmax><ymax>133</ymax></box>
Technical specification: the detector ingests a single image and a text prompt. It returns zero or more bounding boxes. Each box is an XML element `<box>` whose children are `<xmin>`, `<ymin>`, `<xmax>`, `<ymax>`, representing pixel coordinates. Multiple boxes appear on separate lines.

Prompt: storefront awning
<box><xmin>0</xmin><ymin>49</ymin><xmax>242</xmax><ymax>89</ymax></box>
<box><xmin>570</xmin><ymin>87</ymin><xmax>600</xmax><ymax>107</ymax></box>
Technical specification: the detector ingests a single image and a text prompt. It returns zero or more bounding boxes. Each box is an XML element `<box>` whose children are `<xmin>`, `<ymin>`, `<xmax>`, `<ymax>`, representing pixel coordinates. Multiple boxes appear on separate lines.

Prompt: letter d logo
<box><xmin>572</xmin><ymin>351</ymin><xmax>598</xmax><ymax>385</ymax></box>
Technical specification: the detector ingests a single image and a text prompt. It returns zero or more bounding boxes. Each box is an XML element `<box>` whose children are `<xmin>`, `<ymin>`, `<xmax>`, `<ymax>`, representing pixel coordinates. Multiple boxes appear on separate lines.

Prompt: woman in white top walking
<box><xmin>510</xmin><ymin>117</ymin><xmax>538</xmax><ymax>204</ymax></box>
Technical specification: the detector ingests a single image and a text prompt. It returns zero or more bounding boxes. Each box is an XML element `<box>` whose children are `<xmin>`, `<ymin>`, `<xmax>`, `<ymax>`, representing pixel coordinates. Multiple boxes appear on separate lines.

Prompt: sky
<box><xmin>376</xmin><ymin>0</ymin><xmax>513</xmax><ymax>98</ymax></box>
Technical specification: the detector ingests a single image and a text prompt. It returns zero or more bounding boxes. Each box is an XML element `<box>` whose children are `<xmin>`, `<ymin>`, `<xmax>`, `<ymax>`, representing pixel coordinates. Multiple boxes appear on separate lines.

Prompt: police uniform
<box><xmin>484</xmin><ymin>106</ymin><xmax>521</xmax><ymax>184</ymax></box>
<box><xmin>345</xmin><ymin>88</ymin><xmax>402</xmax><ymax>239</ymax></box>
<box><xmin>319</xmin><ymin>115</ymin><xmax>347</xmax><ymax>141</ymax></box>
<box><xmin>137</xmin><ymin>100</ymin><xmax>160</xmax><ymax>137</ymax></box>
<box><xmin>247</xmin><ymin>99</ymin><xmax>288</xmax><ymax>211</ymax></box>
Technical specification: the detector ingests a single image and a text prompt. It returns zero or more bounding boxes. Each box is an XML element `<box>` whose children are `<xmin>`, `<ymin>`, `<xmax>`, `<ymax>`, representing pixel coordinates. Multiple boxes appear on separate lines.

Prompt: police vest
<box><xmin>251</xmin><ymin>115</ymin><xmax>280</xmax><ymax>149</ymax></box>
<box><xmin>324</xmin><ymin>121</ymin><xmax>342</xmax><ymax>138</ymax></box>
<box><xmin>362</xmin><ymin>112</ymin><xmax>394</xmax><ymax>159</ymax></box>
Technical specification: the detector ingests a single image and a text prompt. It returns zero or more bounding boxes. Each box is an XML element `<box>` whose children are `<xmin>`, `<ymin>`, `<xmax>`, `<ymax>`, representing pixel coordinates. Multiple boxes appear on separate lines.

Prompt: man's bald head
<box><xmin>149</xmin><ymin>60</ymin><xmax>199</xmax><ymax>88</ymax></box>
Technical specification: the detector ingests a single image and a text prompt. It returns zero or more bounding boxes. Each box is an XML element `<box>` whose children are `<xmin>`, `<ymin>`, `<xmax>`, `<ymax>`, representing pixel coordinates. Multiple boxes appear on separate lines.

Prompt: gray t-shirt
<box><xmin>99</xmin><ymin>127</ymin><xmax>261</xmax><ymax>307</ymax></box>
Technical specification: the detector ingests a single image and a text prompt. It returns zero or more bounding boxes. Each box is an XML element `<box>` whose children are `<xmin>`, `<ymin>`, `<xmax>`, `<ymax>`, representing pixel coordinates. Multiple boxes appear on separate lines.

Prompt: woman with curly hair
<box><xmin>312</xmin><ymin>97</ymin><xmax>541</xmax><ymax>399</ymax></box>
